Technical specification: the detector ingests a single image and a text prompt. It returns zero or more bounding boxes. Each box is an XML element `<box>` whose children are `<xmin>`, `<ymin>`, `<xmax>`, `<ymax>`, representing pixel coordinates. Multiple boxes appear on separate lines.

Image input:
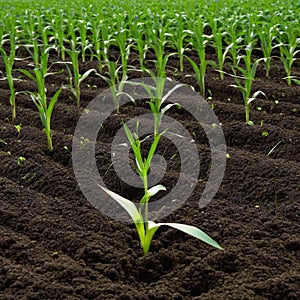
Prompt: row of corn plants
<box><xmin>0</xmin><ymin>0</ymin><xmax>299</xmax><ymax>147</ymax></box>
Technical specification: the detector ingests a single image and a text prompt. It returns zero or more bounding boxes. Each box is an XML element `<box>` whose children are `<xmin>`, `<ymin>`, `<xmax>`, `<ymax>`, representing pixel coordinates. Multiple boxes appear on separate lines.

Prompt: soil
<box><xmin>0</xmin><ymin>46</ymin><xmax>299</xmax><ymax>300</ymax></box>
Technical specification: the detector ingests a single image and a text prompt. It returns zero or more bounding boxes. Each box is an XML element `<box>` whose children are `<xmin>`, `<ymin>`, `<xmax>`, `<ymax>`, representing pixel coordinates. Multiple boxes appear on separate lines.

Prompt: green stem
<box><xmin>245</xmin><ymin>104</ymin><xmax>250</xmax><ymax>124</ymax></box>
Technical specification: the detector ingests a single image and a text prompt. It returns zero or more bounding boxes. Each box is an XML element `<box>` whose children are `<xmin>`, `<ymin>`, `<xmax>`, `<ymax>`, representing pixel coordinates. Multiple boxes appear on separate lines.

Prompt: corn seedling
<box><xmin>223</xmin><ymin>17</ymin><xmax>244</xmax><ymax>68</ymax></box>
<box><xmin>18</xmin><ymin>43</ymin><xmax>61</xmax><ymax>151</ymax></box>
<box><xmin>99</xmin><ymin>122</ymin><xmax>223</xmax><ymax>255</ymax></box>
<box><xmin>277</xmin><ymin>26</ymin><xmax>300</xmax><ymax>86</ymax></box>
<box><xmin>126</xmin><ymin>77</ymin><xmax>184</xmax><ymax>137</ymax></box>
<box><xmin>145</xmin><ymin>15</ymin><xmax>174</xmax><ymax>78</ymax></box>
<box><xmin>129</xmin><ymin>17</ymin><xmax>148</xmax><ymax>69</ymax></box>
<box><xmin>89</xmin><ymin>17</ymin><xmax>103</xmax><ymax>71</ymax></box>
<box><xmin>63</xmin><ymin>41</ymin><xmax>96</xmax><ymax>107</ymax></box>
<box><xmin>112</xmin><ymin>15</ymin><xmax>132</xmax><ymax>77</ymax></box>
<box><xmin>97</xmin><ymin>60</ymin><xmax>130</xmax><ymax>113</ymax></box>
<box><xmin>283</xmin><ymin>76</ymin><xmax>300</xmax><ymax>85</ymax></box>
<box><xmin>15</xmin><ymin>124</ymin><xmax>22</xmax><ymax>133</ymax></box>
<box><xmin>0</xmin><ymin>15</ymin><xmax>17</xmax><ymax>120</ymax></box>
<box><xmin>169</xmin><ymin>13</ymin><xmax>189</xmax><ymax>73</ymax></box>
<box><xmin>185</xmin><ymin>17</ymin><xmax>213</xmax><ymax>96</ymax></box>
<box><xmin>208</xmin><ymin>16</ymin><xmax>233</xmax><ymax>80</ymax></box>
<box><xmin>100</xmin><ymin>19</ymin><xmax>115</xmax><ymax>64</ymax></box>
<box><xmin>17</xmin><ymin>156</ymin><xmax>26</xmax><ymax>166</ymax></box>
<box><xmin>229</xmin><ymin>43</ymin><xmax>266</xmax><ymax>124</ymax></box>
<box><xmin>75</xmin><ymin>19</ymin><xmax>92</xmax><ymax>63</ymax></box>
<box><xmin>48</xmin><ymin>12</ymin><xmax>67</xmax><ymax>60</ymax></box>
<box><xmin>256</xmin><ymin>23</ymin><xmax>278</xmax><ymax>78</ymax></box>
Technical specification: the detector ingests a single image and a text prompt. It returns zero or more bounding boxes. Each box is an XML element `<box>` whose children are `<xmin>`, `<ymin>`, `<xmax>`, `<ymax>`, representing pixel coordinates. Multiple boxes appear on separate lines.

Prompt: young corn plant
<box><xmin>112</xmin><ymin>15</ymin><xmax>132</xmax><ymax>77</ymax></box>
<box><xmin>89</xmin><ymin>17</ymin><xmax>103</xmax><ymax>71</ymax></box>
<box><xmin>277</xmin><ymin>26</ymin><xmax>300</xmax><ymax>86</ymax></box>
<box><xmin>185</xmin><ymin>17</ymin><xmax>214</xmax><ymax>97</ymax></box>
<box><xmin>100</xmin><ymin>19</ymin><xmax>115</xmax><ymax>64</ymax></box>
<box><xmin>256</xmin><ymin>23</ymin><xmax>278</xmax><ymax>78</ymax></box>
<box><xmin>96</xmin><ymin>60</ymin><xmax>129</xmax><ymax>113</ymax></box>
<box><xmin>223</xmin><ymin>17</ymin><xmax>244</xmax><ymax>68</ymax></box>
<box><xmin>230</xmin><ymin>44</ymin><xmax>266</xmax><ymax>124</ymax></box>
<box><xmin>75</xmin><ymin>19</ymin><xmax>92</xmax><ymax>63</ymax></box>
<box><xmin>48</xmin><ymin>13</ymin><xmax>67</xmax><ymax>60</ymax></box>
<box><xmin>0</xmin><ymin>16</ymin><xmax>17</xmax><ymax>121</ymax></box>
<box><xmin>208</xmin><ymin>16</ymin><xmax>233</xmax><ymax>80</ymax></box>
<box><xmin>64</xmin><ymin>41</ymin><xmax>96</xmax><ymax>107</ymax></box>
<box><xmin>99</xmin><ymin>122</ymin><xmax>223</xmax><ymax>255</ymax></box>
<box><xmin>129</xmin><ymin>16</ymin><xmax>148</xmax><ymax>69</ymax></box>
<box><xmin>145</xmin><ymin>14</ymin><xmax>174</xmax><ymax>79</ymax></box>
<box><xmin>19</xmin><ymin>42</ymin><xmax>61</xmax><ymax>151</ymax></box>
<box><xmin>169</xmin><ymin>13</ymin><xmax>189</xmax><ymax>73</ymax></box>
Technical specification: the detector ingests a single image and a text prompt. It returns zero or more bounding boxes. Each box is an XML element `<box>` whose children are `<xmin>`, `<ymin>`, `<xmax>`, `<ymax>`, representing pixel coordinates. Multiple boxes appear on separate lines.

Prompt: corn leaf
<box><xmin>148</xmin><ymin>221</ymin><xmax>223</xmax><ymax>250</ymax></box>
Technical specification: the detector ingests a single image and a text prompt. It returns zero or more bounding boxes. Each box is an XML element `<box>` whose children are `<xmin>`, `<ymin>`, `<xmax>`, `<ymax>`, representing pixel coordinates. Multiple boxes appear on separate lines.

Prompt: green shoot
<box><xmin>0</xmin><ymin>15</ymin><xmax>17</xmax><ymax>120</ymax></box>
<box><xmin>99</xmin><ymin>123</ymin><xmax>223</xmax><ymax>255</ymax></box>
<box><xmin>229</xmin><ymin>43</ymin><xmax>266</xmax><ymax>124</ymax></box>
<box><xmin>185</xmin><ymin>17</ymin><xmax>213</xmax><ymax>96</ymax></box>
<box><xmin>18</xmin><ymin>42</ymin><xmax>61</xmax><ymax>151</ymax></box>
<box><xmin>64</xmin><ymin>41</ymin><xmax>96</xmax><ymax>107</ymax></box>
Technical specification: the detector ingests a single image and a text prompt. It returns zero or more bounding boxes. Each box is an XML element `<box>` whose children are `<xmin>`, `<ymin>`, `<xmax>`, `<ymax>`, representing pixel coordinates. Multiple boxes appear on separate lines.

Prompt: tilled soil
<box><xmin>0</xmin><ymin>48</ymin><xmax>299</xmax><ymax>300</ymax></box>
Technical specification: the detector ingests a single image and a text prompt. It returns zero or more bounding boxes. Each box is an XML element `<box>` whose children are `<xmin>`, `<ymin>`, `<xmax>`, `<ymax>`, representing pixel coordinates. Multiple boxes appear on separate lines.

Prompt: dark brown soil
<box><xmin>0</xmin><ymin>47</ymin><xmax>299</xmax><ymax>300</ymax></box>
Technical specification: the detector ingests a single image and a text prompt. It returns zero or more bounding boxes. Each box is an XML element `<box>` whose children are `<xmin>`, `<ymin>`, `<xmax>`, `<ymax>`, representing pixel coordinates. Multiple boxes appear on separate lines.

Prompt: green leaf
<box><xmin>18</xmin><ymin>69</ymin><xmax>35</xmax><ymax>81</ymax></box>
<box><xmin>248</xmin><ymin>90</ymin><xmax>266</xmax><ymax>104</ymax></box>
<box><xmin>79</xmin><ymin>68</ymin><xmax>96</xmax><ymax>84</ymax></box>
<box><xmin>123</xmin><ymin>123</ymin><xmax>144</xmax><ymax>172</ymax></box>
<box><xmin>148</xmin><ymin>185</ymin><xmax>166</xmax><ymax>197</ymax></box>
<box><xmin>161</xmin><ymin>83</ymin><xmax>186</xmax><ymax>104</ymax></box>
<box><xmin>148</xmin><ymin>221</ymin><xmax>223</xmax><ymax>250</ymax></box>
<box><xmin>99</xmin><ymin>184</ymin><xmax>143</xmax><ymax>224</ymax></box>
<box><xmin>46</xmin><ymin>88</ymin><xmax>62</xmax><ymax>121</ymax></box>
<box><xmin>161</xmin><ymin>103</ymin><xmax>181</xmax><ymax>115</ymax></box>
<box><xmin>144</xmin><ymin>133</ymin><xmax>161</xmax><ymax>171</ymax></box>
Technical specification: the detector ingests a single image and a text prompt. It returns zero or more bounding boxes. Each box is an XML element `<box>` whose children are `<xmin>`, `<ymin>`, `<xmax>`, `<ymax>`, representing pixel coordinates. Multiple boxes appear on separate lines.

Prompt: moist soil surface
<box><xmin>0</xmin><ymin>48</ymin><xmax>300</xmax><ymax>300</ymax></box>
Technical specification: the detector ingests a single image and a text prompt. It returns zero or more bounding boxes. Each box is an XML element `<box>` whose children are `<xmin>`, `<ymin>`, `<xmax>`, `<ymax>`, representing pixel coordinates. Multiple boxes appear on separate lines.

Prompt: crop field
<box><xmin>0</xmin><ymin>0</ymin><xmax>300</xmax><ymax>299</ymax></box>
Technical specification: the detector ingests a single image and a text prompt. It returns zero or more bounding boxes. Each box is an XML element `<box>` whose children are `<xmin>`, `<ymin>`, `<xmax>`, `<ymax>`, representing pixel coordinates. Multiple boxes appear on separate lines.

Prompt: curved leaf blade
<box><xmin>149</xmin><ymin>221</ymin><xmax>223</xmax><ymax>250</ymax></box>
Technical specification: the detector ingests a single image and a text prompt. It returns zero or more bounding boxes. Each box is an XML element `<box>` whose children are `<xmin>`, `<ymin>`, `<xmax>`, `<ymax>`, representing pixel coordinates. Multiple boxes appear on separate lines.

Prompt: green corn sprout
<box><xmin>89</xmin><ymin>17</ymin><xmax>103</xmax><ymax>71</ymax></box>
<box><xmin>126</xmin><ymin>77</ymin><xmax>183</xmax><ymax>137</ymax></box>
<box><xmin>256</xmin><ymin>23</ymin><xmax>278</xmax><ymax>78</ymax></box>
<box><xmin>100</xmin><ymin>19</ymin><xmax>114</xmax><ymax>64</ymax></box>
<box><xmin>17</xmin><ymin>156</ymin><xmax>26</xmax><ymax>166</ymax></box>
<box><xmin>185</xmin><ymin>17</ymin><xmax>213</xmax><ymax>97</ymax></box>
<box><xmin>208</xmin><ymin>16</ymin><xmax>233</xmax><ymax>80</ymax></box>
<box><xmin>145</xmin><ymin>15</ymin><xmax>173</xmax><ymax>78</ymax></box>
<box><xmin>48</xmin><ymin>13</ymin><xmax>67</xmax><ymax>60</ymax></box>
<box><xmin>229</xmin><ymin>43</ymin><xmax>266</xmax><ymax>124</ymax></box>
<box><xmin>19</xmin><ymin>42</ymin><xmax>61</xmax><ymax>151</ymax></box>
<box><xmin>75</xmin><ymin>19</ymin><xmax>92</xmax><ymax>63</ymax></box>
<box><xmin>99</xmin><ymin>122</ymin><xmax>223</xmax><ymax>255</ymax></box>
<box><xmin>37</xmin><ymin>14</ymin><xmax>51</xmax><ymax>48</ymax></box>
<box><xmin>169</xmin><ymin>13</ymin><xmax>189</xmax><ymax>73</ymax></box>
<box><xmin>21</xmin><ymin>83</ymin><xmax>61</xmax><ymax>152</ymax></box>
<box><xmin>64</xmin><ymin>41</ymin><xmax>96</xmax><ymax>107</ymax></box>
<box><xmin>0</xmin><ymin>15</ymin><xmax>17</xmax><ymax>120</ymax></box>
<box><xmin>223</xmin><ymin>17</ymin><xmax>244</xmax><ymax>67</ymax></box>
<box><xmin>283</xmin><ymin>76</ymin><xmax>300</xmax><ymax>85</ymax></box>
<box><xmin>277</xmin><ymin>27</ymin><xmax>300</xmax><ymax>86</ymax></box>
<box><xmin>97</xmin><ymin>60</ymin><xmax>129</xmax><ymax>113</ymax></box>
<box><xmin>129</xmin><ymin>17</ymin><xmax>148</xmax><ymax>69</ymax></box>
<box><xmin>112</xmin><ymin>16</ymin><xmax>132</xmax><ymax>77</ymax></box>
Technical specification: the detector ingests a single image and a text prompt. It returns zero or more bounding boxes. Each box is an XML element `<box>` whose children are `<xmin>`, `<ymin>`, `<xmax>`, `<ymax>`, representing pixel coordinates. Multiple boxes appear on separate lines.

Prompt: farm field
<box><xmin>0</xmin><ymin>0</ymin><xmax>300</xmax><ymax>299</ymax></box>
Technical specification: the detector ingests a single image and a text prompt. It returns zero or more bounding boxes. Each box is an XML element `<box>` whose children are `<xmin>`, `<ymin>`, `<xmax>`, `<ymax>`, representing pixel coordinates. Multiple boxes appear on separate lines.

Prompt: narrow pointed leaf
<box><xmin>99</xmin><ymin>184</ymin><xmax>143</xmax><ymax>224</ymax></box>
<box><xmin>147</xmin><ymin>185</ymin><xmax>166</xmax><ymax>197</ymax></box>
<box><xmin>149</xmin><ymin>221</ymin><xmax>223</xmax><ymax>250</ymax></box>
